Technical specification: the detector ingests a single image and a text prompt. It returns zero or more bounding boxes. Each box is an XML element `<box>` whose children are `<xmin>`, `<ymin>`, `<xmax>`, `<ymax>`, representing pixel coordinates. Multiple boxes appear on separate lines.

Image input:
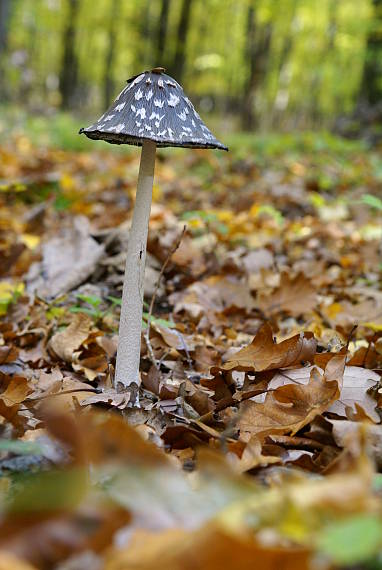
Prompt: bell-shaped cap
<box><xmin>80</xmin><ymin>68</ymin><xmax>228</xmax><ymax>151</ymax></box>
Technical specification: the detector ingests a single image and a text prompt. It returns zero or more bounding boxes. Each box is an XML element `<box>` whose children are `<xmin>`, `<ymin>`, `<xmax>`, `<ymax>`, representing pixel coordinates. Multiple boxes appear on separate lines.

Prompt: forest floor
<box><xmin>1</xmin><ymin>119</ymin><xmax>382</xmax><ymax>569</ymax></box>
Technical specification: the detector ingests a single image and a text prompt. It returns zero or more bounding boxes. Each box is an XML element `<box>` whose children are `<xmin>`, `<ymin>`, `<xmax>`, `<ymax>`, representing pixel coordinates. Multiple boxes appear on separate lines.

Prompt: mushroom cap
<box><xmin>80</xmin><ymin>68</ymin><xmax>228</xmax><ymax>151</ymax></box>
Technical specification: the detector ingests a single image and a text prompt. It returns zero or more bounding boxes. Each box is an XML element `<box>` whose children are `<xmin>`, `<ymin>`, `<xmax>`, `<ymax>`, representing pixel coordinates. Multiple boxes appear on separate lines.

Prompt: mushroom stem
<box><xmin>115</xmin><ymin>140</ymin><xmax>156</xmax><ymax>394</ymax></box>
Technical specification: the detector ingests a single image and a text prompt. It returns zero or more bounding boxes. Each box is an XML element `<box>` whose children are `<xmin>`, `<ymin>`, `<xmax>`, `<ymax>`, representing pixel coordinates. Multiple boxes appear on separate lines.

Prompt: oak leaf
<box><xmin>258</xmin><ymin>272</ymin><xmax>317</xmax><ymax>316</ymax></box>
<box><xmin>49</xmin><ymin>313</ymin><xmax>92</xmax><ymax>362</ymax></box>
<box><xmin>219</xmin><ymin>323</ymin><xmax>316</xmax><ymax>372</ymax></box>
<box><xmin>105</xmin><ymin>525</ymin><xmax>311</xmax><ymax>570</ymax></box>
<box><xmin>238</xmin><ymin>355</ymin><xmax>344</xmax><ymax>440</ymax></box>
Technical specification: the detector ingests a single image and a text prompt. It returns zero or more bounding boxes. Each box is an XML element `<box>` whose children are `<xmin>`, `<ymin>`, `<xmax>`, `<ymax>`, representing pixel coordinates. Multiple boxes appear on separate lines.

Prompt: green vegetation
<box><xmin>0</xmin><ymin>0</ymin><xmax>381</xmax><ymax>132</ymax></box>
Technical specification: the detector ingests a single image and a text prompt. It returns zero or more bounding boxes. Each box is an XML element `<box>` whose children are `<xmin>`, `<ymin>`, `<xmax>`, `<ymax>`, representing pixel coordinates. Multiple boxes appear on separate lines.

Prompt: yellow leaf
<box><xmin>361</xmin><ymin>322</ymin><xmax>382</xmax><ymax>332</ymax></box>
<box><xmin>249</xmin><ymin>203</ymin><xmax>259</xmax><ymax>217</ymax></box>
<box><xmin>20</xmin><ymin>233</ymin><xmax>40</xmax><ymax>249</ymax></box>
<box><xmin>0</xmin><ymin>282</ymin><xmax>25</xmax><ymax>316</ymax></box>
<box><xmin>152</xmin><ymin>184</ymin><xmax>163</xmax><ymax>201</ymax></box>
<box><xmin>326</xmin><ymin>302</ymin><xmax>342</xmax><ymax>319</ymax></box>
<box><xmin>217</xmin><ymin>210</ymin><xmax>234</xmax><ymax>222</ymax></box>
<box><xmin>60</xmin><ymin>173</ymin><xmax>75</xmax><ymax>191</ymax></box>
<box><xmin>188</xmin><ymin>218</ymin><xmax>203</xmax><ymax>229</ymax></box>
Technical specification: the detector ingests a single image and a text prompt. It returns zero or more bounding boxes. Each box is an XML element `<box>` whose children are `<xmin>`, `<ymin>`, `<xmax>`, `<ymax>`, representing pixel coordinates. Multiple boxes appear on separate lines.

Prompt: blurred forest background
<box><xmin>1</xmin><ymin>0</ymin><xmax>382</xmax><ymax>139</ymax></box>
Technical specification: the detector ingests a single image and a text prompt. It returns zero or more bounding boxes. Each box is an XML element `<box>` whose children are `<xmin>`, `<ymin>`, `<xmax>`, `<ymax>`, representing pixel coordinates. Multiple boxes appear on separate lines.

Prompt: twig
<box><xmin>25</xmin><ymin>387</ymin><xmax>102</xmax><ymax>402</ymax></box>
<box><xmin>144</xmin><ymin>225</ymin><xmax>187</xmax><ymax>368</ymax></box>
<box><xmin>362</xmin><ymin>339</ymin><xmax>372</xmax><ymax>367</ymax></box>
<box><xmin>198</xmin><ymin>386</ymin><xmax>268</xmax><ymax>425</ymax></box>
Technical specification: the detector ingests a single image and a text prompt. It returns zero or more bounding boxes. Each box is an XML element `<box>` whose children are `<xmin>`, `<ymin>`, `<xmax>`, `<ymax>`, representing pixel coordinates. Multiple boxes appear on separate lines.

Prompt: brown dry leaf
<box><xmin>43</xmin><ymin>376</ymin><xmax>97</xmax><ymax>411</ymax></box>
<box><xmin>327</xmin><ymin>366</ymin><xmax>380</xmax><ymax>421</ymax></box>
<box><xmin>269</xmin><ymin>364</ymin><xmax>380</xmax><ymax>422</ymax></box>
<box><xmin>171</xmin><ymin>275</ymin><xmax>255</xmax><ymax>320</ymax></box>
<box><xmin>26</xmin><ymin>215</ymin><xmax>104</xmax><ymax>298</ymax></box>
<box><xmin>0</xmin><ymin>375</ymin><xmax>32</xmax><ymax>407</ymax></box>
<box><xmin>105</xmin><ymin>525</ymin><xmax>312</xmax><ymax>570</ymax></box>
<box><xmin>258</xmin><ymin>272</ymin><xmax>317</xmax><ymax>316</ymax></box>
<box><xmin>0</xmin><ymin>345</ymin><xmax>18</xmax><ymax>364</ymax></box>
<box><xmin>46</xmin><ymin>411</ymin><xmax>169</xmax><ymax>468</ymax></box>
<box><xmin>238</xmin><ymin>355</ymin><xmax>344</xmax><ymax>440</ymax></box>
<box><xmin>329</xmin><ymin>420</ymin><xmax>382</xmax><ymax>466</ymax></box>
<box><xmin>171</xmin><ymin>234</ymin><xmax>207</xmax><ymax>277</ymax></box>
<box><xmin>0</xmin><ymin>374</ymin><xmax>32</xmax><ymax>426</ymax></box>
<box><xmin>49</xmin><ymin>313</ymin><xmax>93</xmax><ymax>362</ymax></box>
<box><xmin>222</xmin><ymin>427</ymin><xmax>375</xmax><ymax>535</ymax></box>
<box><xmin>80</xmin><ymin>388</ymin><xmax>130</xmax><ymax>409</ymax></box>
<box><xmin>153</xmin><ymin>324</ymin><xmax>196</xmax><ymax>352</ymax></box>
<box><xmin>324</xmin><ymin>298</ymin><xmax>382</xmax><ymax>330</ymax></box>
<box><xmin>0</xmin><ymin>552</ymin><xmax>37</xmax><ymax>570</ymax></box>
<box><xmin>228</xmin><ymin>437</ymin><xmax>281</xmax><ymax>472</ymax></box>
<box><xmin>0</xmin><ymin>507</ymin><xmax>130</xmax><ymax>570</ymax></box>
<box><xmin>219</xmin><ymin>323</ymin><xmax>316</xmax><ymax>372</ymax></box>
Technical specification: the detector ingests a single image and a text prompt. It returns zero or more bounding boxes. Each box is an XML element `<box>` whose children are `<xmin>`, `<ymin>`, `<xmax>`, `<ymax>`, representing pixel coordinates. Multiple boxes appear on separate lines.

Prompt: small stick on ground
<box><xmin>144</xmin><ymin>225</ymin><xmax>187</xmax><ymax>369</ymax></box>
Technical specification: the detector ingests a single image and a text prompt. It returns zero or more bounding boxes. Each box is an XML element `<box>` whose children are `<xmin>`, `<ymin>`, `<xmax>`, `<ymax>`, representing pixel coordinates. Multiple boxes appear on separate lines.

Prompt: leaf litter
<box><xmin>0</xmin><ymin>134</ymin><xmax>382</xmax><ymax>568</ymax></box>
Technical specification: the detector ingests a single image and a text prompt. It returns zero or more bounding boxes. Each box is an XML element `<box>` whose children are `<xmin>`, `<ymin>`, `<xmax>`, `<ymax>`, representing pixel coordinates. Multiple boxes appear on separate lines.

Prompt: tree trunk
<box><xmin>103</xmin><ymin>0</ymin><xmax>120</xmax><ymax>109</ymax></box>
<box><xmin>241</xmin><ymin>4</ymin><xmax>272</xmax><ymax>131</ymax></box>
<box><xmin>359</xmin><ymin>0</ymin><xmax>382</xmax><ymax>106</ymax></box>
<box><xmin>133</xmin><ymin>0</ymin><xmax>153</xmax><ymax>69</ymax></box>
<box><xmin>156</xmin><ymin>0</ymin><xmax>170</xmax><ymax>66</ymax></box>
<box><xmin>171</xmin><ymin>0</ymin><xmax>193</xmax><ymax>82</ymax></box>
<box><xmin>59</xmin><ymin>0</ymin><xmax>80</xmax><ymax>109</ymax></box>
<box><xmin>0</xmin><ymin>0</ymin><xmax>11</xmax><ymax>99</ymax></box>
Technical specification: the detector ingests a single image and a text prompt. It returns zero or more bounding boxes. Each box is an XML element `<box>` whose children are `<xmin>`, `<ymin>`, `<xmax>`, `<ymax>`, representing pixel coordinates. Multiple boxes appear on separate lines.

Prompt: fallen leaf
<box><xmin>0</xmin><ymin>376</ymin><xmax>32</xmax><ymax>408</ymax></box>
<box><xmin>219</xmin><ymin>323</ymin><xmax>316</xmax><ymax>372</ymax></box>
<box><xmin>329</xmin><ymin>420</ymin><xmax>382</xmax><ymax>469</ymax></box>
<box><xmin>0</xmin><ymin>345</ymin><xmax>19</xmax><ymax>364</ymax></box>
<box><xmin>258</xmin><ymin>272</ymin><xmax>317</xmax><ymax>316</ymax></box>
<box><xmin>49</xmin><ymin>313</ymin><xmax>92</xmax><ymax>362</ymax></box>
<box><xmin>105</xmin><ymin>525</ymin><xmax>312</xmax><ymax>570</ymax></box>
<box><xmin>80</xmin><ymin>388</ymin><xmax>130</xmax><ymax>409</ymax></box>
<box><xmin>327</xmin><ymin>366</ymin><xmax>380</xmax><ymax>421</ymax></box>
<box><xmin>26</xmin><ymin>216</ymin><xmax>104</xmax><ymax>299</ymax></box>
<box><xmin>171</xmin><ymin>275</ymin><xmax>255</xmax><ymax>322</ymax></box>
<box><xmin>269</xmin><ymin>364</ymin><xmax>380</xmax><ymax>422</ymax></box>
<box><xmin>0</xmin><ymin>552</ymin><xmax>37</xmax><ymax>570</ymax></box>
<box><xmin>228</xmin><ymin>437</ymin><xmax>281</xmax><ymax>472</ymax></box>
<box><xmin>238</xmin><ymin>355</ymin><xmax>344</xmax><ymax>440</ymax></box>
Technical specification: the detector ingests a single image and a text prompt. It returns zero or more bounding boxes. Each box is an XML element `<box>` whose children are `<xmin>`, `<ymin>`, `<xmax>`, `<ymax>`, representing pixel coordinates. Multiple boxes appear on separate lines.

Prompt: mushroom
<box><xmin>80</xmin><ymin>67</ymin><xmax>227</xmax><ymax>402</ymax></box>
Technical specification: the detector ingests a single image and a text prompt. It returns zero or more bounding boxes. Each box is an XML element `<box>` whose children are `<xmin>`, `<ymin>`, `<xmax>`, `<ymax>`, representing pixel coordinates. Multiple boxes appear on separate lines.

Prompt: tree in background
<box><xmin>359</xmin><ymin>0</ymin><xmax>382</xmax><ymax>107</ymax></box>
<box><xmin>270</xmin><ymin>0</ymin><xmax>297</xmax><ymax>129</ymax></box>
<box><xmin>0</xmin><ymin>0</ymin><xmax>11</xmax><ymax>99</ymax></box>
<box><xmin>0</xmin><ymin>0</ymin><xmax>374</xmax><ymax>131</ymax></box>
<box><xmin>156</xmin><ymin>0</ymin><xmax>171</xmax><ymax>67</ymax></box>
<box><xmin>241</xmin><ymin>2</ymin><xmax>272</xmax><ymax>130</ymax></box>
<box><xmin>103</xmin><ymin>0</ymin><xmax>120</xmax><ymax>108</ymax></box>
<box><xmin>133</xmin><ymin>0</ymin><xmax>153</xmax><ymax>71</ymax></box>
<box><xmin>170</xmin><ymin>0</ymin><xmax>194</xmax><ymax>83</ymax></box>
<box><xmin>59</xmin><ymin>0</ymin><xmax>80</xmax><ymax>109</ymax></box>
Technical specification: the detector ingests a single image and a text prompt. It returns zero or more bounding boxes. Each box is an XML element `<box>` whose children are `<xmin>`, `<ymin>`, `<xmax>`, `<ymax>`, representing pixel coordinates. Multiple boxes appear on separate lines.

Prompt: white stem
<box><xmin>115</xmin><ymin>140</ymin><xmax>156</xmax><ymax>392</ymax></box>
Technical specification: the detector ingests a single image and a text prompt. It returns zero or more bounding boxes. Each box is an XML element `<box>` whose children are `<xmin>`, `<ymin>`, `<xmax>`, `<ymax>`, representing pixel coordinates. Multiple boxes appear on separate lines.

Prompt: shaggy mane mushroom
<box><xmin>80</xmin><ymin>67</ymin><xmax>227</xmax><ymax>404</ymax></box>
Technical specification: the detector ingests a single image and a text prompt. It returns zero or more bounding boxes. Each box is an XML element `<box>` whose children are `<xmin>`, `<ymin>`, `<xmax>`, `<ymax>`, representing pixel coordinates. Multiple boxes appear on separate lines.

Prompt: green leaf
<box><xmin>374</xmin><ymin>474</ymin><xmax>382</xmax><ymax>492</ymax></box>
<box><xmin>46</xmin><ymin>306</ymin><xmax>66</xmax><ymax>320</ymax></box>
<box><xmin>361</xmin><ymin>194</ymin><xmax>382</xmax><ymax>211</ymax></box>
<box><xmin>142</xmin><ymin>312</ymin><xmax>175</xmax><ymax>328</ymax></box>
<box><xmin>8</xmin><ymin>468</ymin><xmax>87</xmax><ymax>514</ymax></box>
<box><xmin>317</xmin><ymin>515</ymin><xmax>382</xmax><ymax>565</ymax></box>
<box><xmin>0</xmin><ymin>440</ymin><xmax>43</xmax><ymax>455</ymax></box>
<box><xmin>69</xmin><ymin>306</ymin><xmax>97</xmax><ymax>317</ymax></box>
<box><xmin>256</xmin><ymin>205</ymin><xmax>284</xmax><ymax>226</ymax></box>
<box><xmin>107</xmin><ymin>296</ymin><xmax>122</xmax><ymax>306</ymax></box>
<box><xmin>76</xmin><ymin>294</ymin><xmax>102</xmax><ymax>307</ymax></box>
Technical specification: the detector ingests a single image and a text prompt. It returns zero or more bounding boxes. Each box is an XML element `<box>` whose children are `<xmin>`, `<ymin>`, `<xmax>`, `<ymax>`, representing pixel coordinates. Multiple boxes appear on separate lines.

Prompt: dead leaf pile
<box><xmin>0</xmin><ymin>133</ymin><xmax>382</xmax><ymax>568</ymax></box>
